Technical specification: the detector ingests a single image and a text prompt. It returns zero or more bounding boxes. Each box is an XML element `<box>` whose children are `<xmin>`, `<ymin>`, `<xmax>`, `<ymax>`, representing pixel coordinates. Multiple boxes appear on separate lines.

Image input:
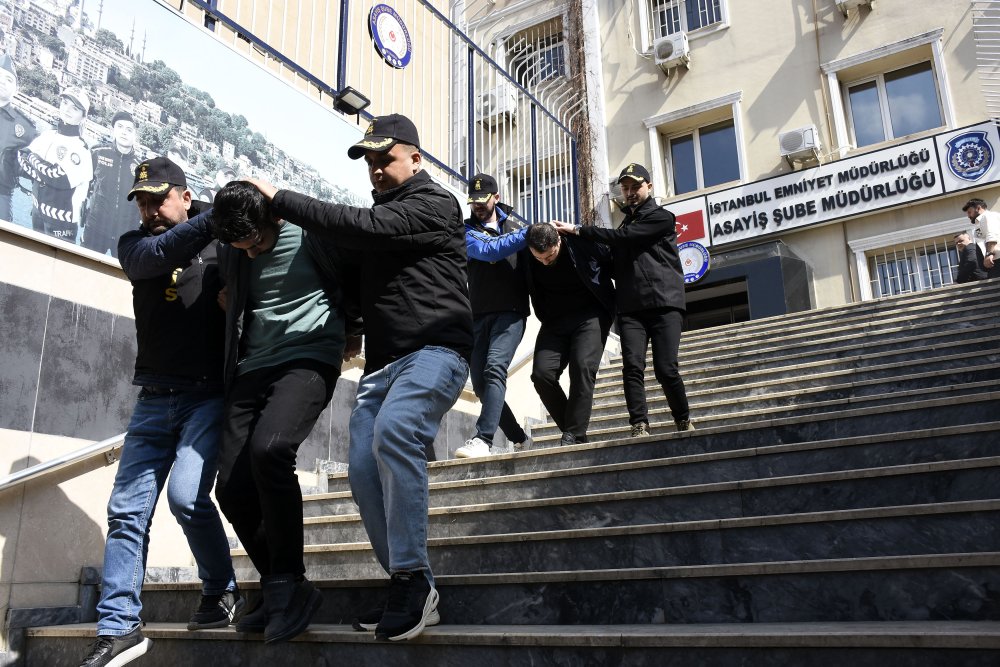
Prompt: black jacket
<box><xmin>956</xmin><ymin>243</ymin><xmax>987</xmax><ymax>284</ymax></box>
<box><xmin>271</xmin><ymin>170</ymin><xmax>473</xmax><ymax>374</ymax></box>
<box><xmin>117</xmin><ymin>202</ymin><xmax>224</xmax><ymax>390</ymax></box>
<box><xmin>525</xmin><ymin>234</ymin><xmax>616</xmax><ymax>324</ymax></box>
<box><xmin>83</xmin><ymin>144</ymin><xmax>141</xmax><ymax>253</ymax></box>
<box><xmin>579</xmin><ymin>196</ymin><xmax>685</xmax><ymax>314</ymax></box>
<box><xmin>464</xmin><ymin>203</ymin><xmax>530</xmax><ymax>318</ymax></box>
<box><xmin>216</xmin><ymin>226</ymin><xmax>349</xmax><ymax>388</ymax></box>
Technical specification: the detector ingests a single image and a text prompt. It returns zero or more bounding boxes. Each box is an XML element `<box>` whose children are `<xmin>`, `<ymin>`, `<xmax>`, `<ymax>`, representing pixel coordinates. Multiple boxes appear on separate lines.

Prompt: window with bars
<box><xmin>516</xmin><ymin>170</ymin><xmax>573</xmax><ymax>224</ymax></box>
<box><xmin>645</xmin><ymin>0</ymin><xmax>725</xmax><ymax>43</ymax></box>
<box><xmin>509</xmin><ymin>33</ymin><xmax>567</xmax><ymax>89</ymax></box>
<box><xmin>867</xmin><ymin>238</ymin><xmax>958</xmax><ymax>298</ymax></box>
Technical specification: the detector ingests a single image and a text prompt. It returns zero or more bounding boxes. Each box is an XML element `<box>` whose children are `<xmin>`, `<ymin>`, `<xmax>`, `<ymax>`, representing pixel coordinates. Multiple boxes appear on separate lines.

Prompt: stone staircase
<box><xmin>23</xmin><ymin>280</ymin><xmax>1000</xmax><ymax>665</ymax></box>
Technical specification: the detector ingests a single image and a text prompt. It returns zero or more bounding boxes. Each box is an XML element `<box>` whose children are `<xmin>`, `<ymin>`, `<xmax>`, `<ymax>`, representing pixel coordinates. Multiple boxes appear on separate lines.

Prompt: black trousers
<box><xmin>530</xmin><ymin>312</ymin><xmax>611</xmax><ymax>439</ymax></box>
<box><xmin>619</xmin><ymin>307</ymin><xmax>689</xmax><ymax>425</ymax></box>
<box><xmin>215</xmin><ymin>358</ymin><xmax>338</xmax><ymax>578</ymax></box>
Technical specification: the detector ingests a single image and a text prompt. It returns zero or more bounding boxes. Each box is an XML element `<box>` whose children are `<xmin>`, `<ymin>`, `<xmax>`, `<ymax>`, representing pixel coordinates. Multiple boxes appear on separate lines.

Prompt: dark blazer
<box><xmin>956</xmin><ymin>243</ymin><xmax>987</xmax><ymax>283</ymax></box>
<box><xmin>270</xmin><ymin>170</ymin><xmax>473</xmax><ymax>374</ymax></box>
<box><xmin>525</xmin><ymin>233</ymin><xmax>616</xmax><ymax>324</ymax></box>
<box><xmin>579</xmin><ymin>196</ymin><xmax>685</xmax><ymax>314</ymax></box>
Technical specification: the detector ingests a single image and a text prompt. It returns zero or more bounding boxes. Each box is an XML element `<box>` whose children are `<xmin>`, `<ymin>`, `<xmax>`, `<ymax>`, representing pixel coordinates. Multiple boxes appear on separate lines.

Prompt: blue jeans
<box><xmin>348</xmin><ymin>347</ymin><xmax>469</xmax><ymax>584</ymax></box>
<box><xmin>96</xmin><ymin>389</ymin><xmax>235</xmax><ymax>636</ymax></box>
<box><xmin>470</xmin><ymin>312</ymin><xmax>527</xmax><ymax>445</ymax></box>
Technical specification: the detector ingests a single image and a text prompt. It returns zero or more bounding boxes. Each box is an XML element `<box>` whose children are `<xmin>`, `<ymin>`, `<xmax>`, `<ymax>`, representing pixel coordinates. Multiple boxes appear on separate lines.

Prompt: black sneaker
<box><xmin>374</xmin><ymin>570</ymin><xmax>439</xmax><ymax>641</ymax></box>
<box><xmin>353</xmin><ymin>598</ymin><xmax>440</xmax><ymax>631</ymax></box>
<box><xmin>675</xmin><ymin>419</ymin><xmax>696</xmax><ymax>432</ymax></box>
<box><xmin>187</xmin><ymin>587</ymin><xmax>246</xmax><ymax>630</ymax></box>
<box><xmin>235</xmin><ymin>596</ymin><xmax>266</xmax><ymax>633</ymax></box>
<box><xmin>78</xmin><ymin>627</ymin><xmax>151</xmax><ymax>667</ymax></box>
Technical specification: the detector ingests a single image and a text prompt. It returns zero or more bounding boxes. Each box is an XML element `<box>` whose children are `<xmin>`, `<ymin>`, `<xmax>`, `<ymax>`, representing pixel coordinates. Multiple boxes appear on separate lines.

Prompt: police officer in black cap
<box><xmin>0</xmin><ymin>54</ymin><xmax>36</xmax><ymax>222</ymax></box>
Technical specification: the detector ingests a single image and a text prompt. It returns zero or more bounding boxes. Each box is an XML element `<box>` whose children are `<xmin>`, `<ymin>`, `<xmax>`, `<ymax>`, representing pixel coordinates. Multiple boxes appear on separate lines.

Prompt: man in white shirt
<box><xmin>962</xmin><ymin>198</ymin><xmax>1000</xmax><ymax>278</ymax></box>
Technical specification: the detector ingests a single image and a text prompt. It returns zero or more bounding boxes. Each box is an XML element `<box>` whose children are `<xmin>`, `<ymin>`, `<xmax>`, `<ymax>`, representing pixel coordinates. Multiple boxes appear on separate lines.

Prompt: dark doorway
<box><xmin>684</xmin><ymin>278</ymin><xmax>750</xmax><ymax>331</ymax></box>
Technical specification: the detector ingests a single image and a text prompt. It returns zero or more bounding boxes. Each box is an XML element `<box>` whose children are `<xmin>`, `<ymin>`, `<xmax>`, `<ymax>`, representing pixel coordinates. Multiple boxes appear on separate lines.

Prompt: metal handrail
<box><xmin>0</xmin><ymin>433</ymin><xmax>126</xmax><ymax>494</ymax></box>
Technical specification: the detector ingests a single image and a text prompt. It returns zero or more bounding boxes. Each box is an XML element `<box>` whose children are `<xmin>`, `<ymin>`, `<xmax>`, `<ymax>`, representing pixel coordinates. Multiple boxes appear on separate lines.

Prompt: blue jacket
<box><xmin>464</xmin><ymin>202</ymin><xmax>530</xmax><ymax>318</ymax></box>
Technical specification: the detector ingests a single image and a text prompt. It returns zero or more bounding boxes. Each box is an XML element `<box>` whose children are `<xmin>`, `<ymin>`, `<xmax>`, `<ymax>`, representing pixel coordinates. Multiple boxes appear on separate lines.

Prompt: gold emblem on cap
<box><xmin>138</xmin><ymin>164</ymin><xmax>149</xmax><ymax>180</ymax></box>
<box><xmin>474</xmin><ymin>179</ymin><xmax>482</xmax><ymax>189</ymax></box>
<box><xmin>365</xmin><ymin>120</ymin><xmax>376</xmax><ymax>135</ymax></box>
<box><xmin>357</xmin><ymin>136</ymin><xmax>393</xmax><ymax>150</ymax></box>
<box><xmin>627</xmin><ymin>164</ymin><xmax>635</xmax><ymax>173</ymax></box>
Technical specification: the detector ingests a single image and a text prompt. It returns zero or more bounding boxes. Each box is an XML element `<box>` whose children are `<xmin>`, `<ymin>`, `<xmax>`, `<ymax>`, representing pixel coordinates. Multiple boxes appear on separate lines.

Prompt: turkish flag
<box><xmin>674</xmin><ymin>210</ymin><xmax>706</xmax><ymax>244</ymax></box>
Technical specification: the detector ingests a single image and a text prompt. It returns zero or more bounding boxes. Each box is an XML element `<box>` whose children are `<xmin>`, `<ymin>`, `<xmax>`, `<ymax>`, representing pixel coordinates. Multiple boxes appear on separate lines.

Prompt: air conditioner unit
<box><xmin>477</xmin><ymin>83</ymin><xmax>518</xmax><ymax>127</ymax></box>
<box><xmin>836</xmin><ymin>0</ymin><xmax>874</xmax><ymax>16</ymax></box>
<box><xmin>653</xmin><ymin>32</ymin><xmax>690</xmax><ymax>74</ymax></box>
<box><xmin>779</xmin><ymin>125</ymin><xmax>821</xmax><ymax>164</ymax></box>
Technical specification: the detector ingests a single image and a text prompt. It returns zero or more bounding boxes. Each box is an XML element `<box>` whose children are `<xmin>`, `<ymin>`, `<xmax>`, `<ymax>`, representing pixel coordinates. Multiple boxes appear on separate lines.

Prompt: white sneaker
<box><xmin>455</xmin><ymin>437</ymin><xmax>491</xmax><ymax>458</ymax></box>
<box><xmin>512</xmin><ymin>436</ymin><xmax>532</xmax><ymax>452</ymax></box>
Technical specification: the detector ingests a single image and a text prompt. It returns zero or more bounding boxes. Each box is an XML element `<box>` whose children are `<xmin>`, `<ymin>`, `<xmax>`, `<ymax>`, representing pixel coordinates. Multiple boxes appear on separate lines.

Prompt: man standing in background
<box><xmin>455</xmin><ymin>173</ymin><xmax>531</xmax><ymax>458</ymax></box>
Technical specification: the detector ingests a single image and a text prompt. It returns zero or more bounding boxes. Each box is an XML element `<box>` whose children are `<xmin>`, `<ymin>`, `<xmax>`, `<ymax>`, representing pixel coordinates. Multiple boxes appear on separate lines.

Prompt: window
<box><xmin>845</xmin><ymin>61</ymin><xmax>944</xmax><ymax>148</ymax></box>
<box><xmin>509</xmin><ymin>33</ymin><xmax>567</xmax><ymax>89</ymax></box>
<box><xmin>643</xmin><ymin>0</ymin><xmax>726</xmax><ymax>46</ymax></box>
<box><xmin>851</xmin><ymin>223</ymin><xmax>962</xmax><ymax>300</ymax></box>
<box><xmin>822</xmin><ymin>30</ymin><xmax>954</xmax><ymax>156</ymax></box>
<box><xmin>516</xmin><ymin>170</ymin><xmax>573</xmax><ymax>224</ymax></box>
<box><xmin>645</xmin><ymin>90</ymin><xmax>744</xmax><ymax>198</ymax></box>
<box><xmin>668</xmin><ymin>119</ymin><xmax>740</xmax><ymax>195</ymax></box>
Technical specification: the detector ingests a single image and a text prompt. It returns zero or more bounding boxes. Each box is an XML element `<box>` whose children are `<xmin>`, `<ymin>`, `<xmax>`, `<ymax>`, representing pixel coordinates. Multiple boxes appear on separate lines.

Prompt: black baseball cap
<box><xmin>618</xmin><ymin>163</ymin><xmax>651</xmax><ymax>184</ymax></box>
<box><xmin>127</xmin><ymin>156</ymin><xmax>187</xmax><ymax>201</ymax></box>
<box><xmin>348</xmin><ymin>114</ymin><xmax>421</xmax><ymax>160</ymax></box>
<box><xmin>468</xmin><ymin>173</ymin><xmax>499</xmax><ymax>203</ymax></box>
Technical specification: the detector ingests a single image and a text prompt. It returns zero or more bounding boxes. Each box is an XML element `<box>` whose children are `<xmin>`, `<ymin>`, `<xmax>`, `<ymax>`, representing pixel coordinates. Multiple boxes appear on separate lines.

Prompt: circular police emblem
<box><xmin>14</xmin><ymin>123</ymin><xmax>24</xmax><ymax>137</ymax></box>
<box><xmin>369</xmin><ymin>4</ymin><xmax>412</xmax><ymax>69</ymax></box>
<box><xmin>71</xmin><ymin>152</ymin><xmax>81</xmax><ymax>165</ymax></box>
<box><xmin>678</xmin><ymin>241</ymin><xmax>711</xmax><ymax>284</ymax></box>
<box><xmin>946</xmin><ymin>130</ymin><xmax>994</xmax><ymax>182</ymax></box>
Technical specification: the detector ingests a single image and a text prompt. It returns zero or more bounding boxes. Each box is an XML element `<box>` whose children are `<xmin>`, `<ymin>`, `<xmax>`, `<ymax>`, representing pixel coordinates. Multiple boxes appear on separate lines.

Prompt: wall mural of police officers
<box><xmin>0</xmin><ymin>54</ymin><xmax>36</xmax><ymax>223</ymax></box>
<box><xmin>18</xmin><ymin>85</ymin><xmax>94</xmax><ymax>243</ymax></box>
<box><xmin>82</xmin><ymin>111</ymin><xmax>141</xmax><ymax>257</ymax></box>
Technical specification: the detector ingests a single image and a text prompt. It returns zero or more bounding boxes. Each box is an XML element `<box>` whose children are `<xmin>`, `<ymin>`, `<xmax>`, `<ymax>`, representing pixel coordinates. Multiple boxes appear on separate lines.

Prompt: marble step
<box><xmin>674</xmin><ymin>280</ymin><xmax>1000</xmax><ymax>351</ymax></box>
<box><xmin>531</xmin><ymin>380</ymin><xmax>998</xmax><ymax>443</ymax></box>
<box><xmin>672</xmin><ymin>313</ymin><xmax>1000</xmax><ymax>373</ymax></box>
<box><xmin>137</xmin><ymin>551</ymin><xmax>1000</xmax><ymax>627</ymax></box>
<box><xmin>320</xmin><ymin>398</ymin><xmax>1000</xmax><ymax>495</ymax></box>
<box><xmin>314</xmin><ymin>431</ymin><xmax>1000</xmax><ymax>520</ymax></box>
<box><xmin>603</xmin><ymin>320</ymin><xmax>1000</xmax><ymax>382</ymax></box>
<box><xmin>591</xmin><ymin>359</ymin><xmax>997</xmax><ymax>417</ymax></box>
<box><xmin>280</xmin><ymin>501</ymin><xmax>1000</xmax><ymax>580</ymax></box>
<box><xmin>26</xmin><ymin>620</ymin><xmax>1000</xmax><ymax>666</ymax></box>
<box><xmin>596</xmin><ymin>335</ymin><xmax>1000</xmax><ymax>394</ymax></box>
<box><xmin>305</xmin><ymin>461</ymin><xmax>998</xmax><ymax>545</ymax></box>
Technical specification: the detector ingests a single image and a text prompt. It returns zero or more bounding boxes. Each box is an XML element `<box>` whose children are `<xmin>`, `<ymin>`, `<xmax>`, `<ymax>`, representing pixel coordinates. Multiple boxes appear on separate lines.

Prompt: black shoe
<box><xmin>630</xmin><ymin>422</ymin><xmax>650</xmax><ymax>437</ymax></box>
<box><xmin>78</xmin><ymin>627</ymin><xmax>151</xmax><ymax>667</ymax></box>
<box><xmin>262</xmin><ymin>574</ymin><xmax>323</xmax><ymax>644</ymax></box>
<box><xmin>353</xmin><ymin>597</ymin><xmax>440</xmax><ymax>632</ymax></box>
<box><xmin>559</xmin><ymin>432</ymin><xmax>576</xmax><ymax>446</ymax></box>
<box><xmin>187</xmin><ymin>587</ymin><xmax>246</xmax><ymax>630</ymax></box>
<box><xmin>374</xmin><ymin>570</ymin><xmax>439</xmax><ymax>641</ymax></box>
<box><xmin>235</xmin><ymin>596</ymin><xmax>266</xmax><ymax>633</ymax></box>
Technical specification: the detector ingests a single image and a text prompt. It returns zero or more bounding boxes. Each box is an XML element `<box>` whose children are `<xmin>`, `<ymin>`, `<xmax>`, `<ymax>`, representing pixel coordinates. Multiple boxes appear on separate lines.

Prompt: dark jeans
<box><xmin>215</xmin><ymin>359</ymin><xmax>338</xmax><ymax>578</ymax></box>
<box><xmin>530</xmin><ymin>312</ymin><xmax>611</xmax><ymax>440</ymax></box>
<box><xmin>619</xmin><ymin>307</ymin><xmax>689</xmax><ymax>425</ymax></box>
<box><xmin>471</xmin><ymin>311</ymin><xmax>528</xmax><ymax>444</ymax></box>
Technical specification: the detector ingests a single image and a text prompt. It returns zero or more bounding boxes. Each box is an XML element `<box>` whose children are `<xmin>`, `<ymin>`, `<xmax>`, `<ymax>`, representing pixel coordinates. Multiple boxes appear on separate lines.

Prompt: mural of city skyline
<box><xmin>0</xmin><ymin>0</ymin><xmax>371</xmax><ymax>260</ymax></box>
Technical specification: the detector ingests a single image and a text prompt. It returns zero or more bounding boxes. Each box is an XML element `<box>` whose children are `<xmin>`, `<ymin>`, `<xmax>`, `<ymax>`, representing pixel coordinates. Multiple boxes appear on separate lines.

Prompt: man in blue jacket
<box><xmin>553</xmin><ymin>163</ymin><xmax>693</xmax><ymax>435</ymax></box>
<box><xmin>526</xmin><ymin>222</ymin><xmax>615</xmax><ymax>445</ymax></box>
<box><xmin>455</xmin><ymin>173</ymin><xmax>530</xmax><ymax>458</ymax></box>
<box><xmin>80</xmin><ymin>157</ymin><xmax>242</xmax><ymax>667</ymax></box>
